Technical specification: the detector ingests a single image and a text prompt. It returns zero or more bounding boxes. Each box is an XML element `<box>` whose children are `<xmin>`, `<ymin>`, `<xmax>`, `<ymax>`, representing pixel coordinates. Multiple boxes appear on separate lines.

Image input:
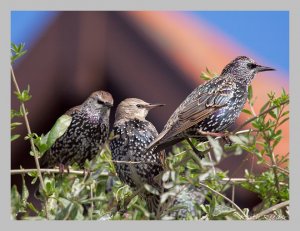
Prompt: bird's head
<box><xmin>115</xmin><ymin>98</ymin><xmax>165</xmax><ymax>121</ymax></box>
<box><xmin>84</xmin><ymin>90</ymin><xmax>114</xmax><ymax>113</ymax></box>
<box><xmin>221</xmin><ymin>56</ymin><xmax>275</xmax><ymax>85</ymax></box>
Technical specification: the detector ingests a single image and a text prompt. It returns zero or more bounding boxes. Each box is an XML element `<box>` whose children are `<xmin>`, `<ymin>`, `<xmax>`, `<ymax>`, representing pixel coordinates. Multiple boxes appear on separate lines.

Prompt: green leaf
<box><xmin>282</xmin><ymin>110</ymin><xmax>289</xmax><ymax>117</ymax></box>
<box><xmin>11</xmin><ymin>134</ymin><xmax>20</xmax><ymax>142</ymax></box>
<box><xmin>207</xmin><ymin>136</ymin><xmax>223</xmax><ymax>163</ymax></box>
<box><xmin>162</xmin><ymin>171</ymin><xmax>170</xmax><ymax>182</ymax></box>
<box><xmin>14</xmin><ymin>85</ymin><xmax>32</xmax><ymax>103</ymax></box>
<box><xmin>212</xmin><ymin>204</ymin><xmax>236</xmax><ymax>218</ymax></box>
<box><xmin>21</xmin><ymin>174</ymin><xmax>29</xmax><ymax>208</ymax></box>
<box><xmin>229</xmin><ymin>135</ymin><xmax>248</xmax><ymax>145</ymax></box>
<box><xmin>144</xmin><ymin>184</ymin><xmax>160</xmax><ymax>195</ymax></box>
<box><xmin>34</xmin><ymin>134</ymin><xmax>49</xmax><ymax>154</ymax></box>
<box><xmin>200</xmin><ymin>72</ymin><xmax>211</xmax><ymax>81</ymax></box>
<box><xmin>11</xmin><ymin>122</ymin><xmax>22</xmax><ymax>129</ymax></box>
<box><xmin>247</xmin><ymin>85</ymin><xmax>253</xmax><ymax>101</ymax></box>
<box><xmin>268</xmin><ymin>109</ymin><xmax>277</xmax><ymax>119</ymax></box>
<box><xmin>242</xmin><ymin>109</ymin><xmax>252</xmax><ymax>115</ymax></box>
<box><xmin>127</xmin><ymin>195</ymin><xmax>139</xmax><ymax>209</ymax></box>
<box><xmin>27</xmin><ymin>202</ymin><xmax>39</xmax><ymax>215</ymax></box>
<box><xmin>132</xmin><ymin>204</ymin><xmax>150</xmax><ymax>218</ymax></box>
<box><xmin>11</xmin><ymin>185</ymin><xmax>22</xmax><ymax>218</ymax></box>
<box><xmin>55</xmin><ymin>198</ymin><xmax>73</xmax><ymax>220</ymax></box>
<box><xmin>279</xmin><ymin>117</ymin><xmax>289</xmax><ymax>126</ymax></box>
<box><xmin>259</xmin><ymin>101</ymin><xmax>270</xmax><ymax>114</ymax></box>
<box><xmin>28</xmin><ymin>171</ymin><xmax>39</xmax><ymax>184</ymax></box>
<box><xmin>11</xmin><ymin>42</ymin><xmax>27</xmax><ymax>63</ymax></box>
<box><xmin>35</xmin><ymin>114</ymin><xmax>72</xmax><ymax>155</ymax></box>
<box><xmin>47</xmin><ymin>114</ymin><xmax>72</xmax><ymax>149</ymax></box>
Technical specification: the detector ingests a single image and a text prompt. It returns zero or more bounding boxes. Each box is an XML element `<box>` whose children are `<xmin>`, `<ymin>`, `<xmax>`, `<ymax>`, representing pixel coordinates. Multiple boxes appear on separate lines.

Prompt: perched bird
<box><xmin>109</xmin><ymin>98</ymin><xmax>165</xmax><ymax>215</ymax></box>
<box><xmin>147</xmin><ymin>56</ymin><xmax>275</xmax><ymax>155</ymax></box>
<box><xmin>40</xmin><ymin>90</ymin><xmax>113</xmax><ymax>170</ymax></box>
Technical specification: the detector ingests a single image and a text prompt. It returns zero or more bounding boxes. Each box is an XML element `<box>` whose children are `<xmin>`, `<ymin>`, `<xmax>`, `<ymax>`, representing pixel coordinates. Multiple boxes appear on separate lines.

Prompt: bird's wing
<box><xmin>146</xmin><ymin>92</ymin><xmax>231</xmax><ymax>152</ymax></box>
<box><xmin>163</xmin><ymin>93</ymin><xmax>230</xmax><ymax>141</ymax></box>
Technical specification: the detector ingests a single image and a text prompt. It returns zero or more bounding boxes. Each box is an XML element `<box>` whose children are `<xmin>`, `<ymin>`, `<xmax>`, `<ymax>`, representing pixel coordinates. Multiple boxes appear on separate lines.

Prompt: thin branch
<box><xmin>89</xmin><ymin>184</ymin><xmax>94</xmax><ymax>220</ymax></box>
<box><xmin>234</xmin><ymin>99</ymin><xmax>289</xmax><ymax>132</ymax></box>
<box><xmin>264</xmin><ymin>162</ymin><xmax>289</xmax><ymax>175</ymax></box>
<box><xmin>173</xmin><ymin>129</ymin><xmax>253</xmax><ymax>168</ymax></box>
<box><xmin>231</xmin><ymin>184</ymin><xmax>235</xmax><ymax>203</ymax></box>
<box><xmin>11</xmin><ymin>168</ymin><xmax>90</xmax><ymax>176</ymax></box>
<box><xmin>200</xmin><ymin>177</ymin><xmax>288</xmax><ymax>186</ymax></box>
<box><xmin>248</xmin><ymin>200</ymin><xmax>289</xmax><ymax>220</ymax></box>
<box><xmin>198</xmin><ymin>182</ymin><xmax>248</xmax><ymax>219</ymax></box>
<box><xmin>11</xmin><ymin>66</ymin><xmax>49</xmax><ymax>219</ymax></box>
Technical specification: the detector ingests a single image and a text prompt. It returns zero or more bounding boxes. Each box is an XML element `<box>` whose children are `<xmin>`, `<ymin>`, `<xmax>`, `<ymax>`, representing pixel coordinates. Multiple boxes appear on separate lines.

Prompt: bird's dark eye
<box><xmin>97</xmin><ymin>99</ymin><xmax>104</xmax><ymax>105</ymax></box>
<box><xmin>136</xmin><ymin>104</ymin><xmax>143</xmax><ymax>108</ymax></box>
<box><xmin>247</xmin><ymin>63</ymin><xmax>257</xmax><ymax>69</ymax></box>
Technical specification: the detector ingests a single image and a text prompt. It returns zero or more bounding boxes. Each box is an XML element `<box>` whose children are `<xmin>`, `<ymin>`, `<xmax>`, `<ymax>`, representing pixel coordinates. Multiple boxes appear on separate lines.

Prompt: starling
<box><xmin>40</xmin><ymin>90</ymin><xmax>113</xmax><ymax>170</ymax></box>
<box><xmin>147</xmin><ymin>56</ymin><xmax>275</xmax><ymax>155</ymax></box>
<box><xmin>109</xmin><ymin>98</ymin><xmax>165</xmax><ymax>215</ymax></box>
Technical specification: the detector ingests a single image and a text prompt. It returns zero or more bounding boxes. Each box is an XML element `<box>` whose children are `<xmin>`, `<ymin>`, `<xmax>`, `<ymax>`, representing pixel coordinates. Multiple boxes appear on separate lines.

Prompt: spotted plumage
<box><xmin>40</xmin><ymin>90</ymin><xmax>113</xmax><ymax>168</ymax></box>
<box><xmin>147</xmin><ymin>56</ymin><xmax>275</xmax><ymax>153</ymax></box>
<box><xmin>109</xmin><ymin>98</ymin><xmax>165</xmax><ymax>214</ymax></box>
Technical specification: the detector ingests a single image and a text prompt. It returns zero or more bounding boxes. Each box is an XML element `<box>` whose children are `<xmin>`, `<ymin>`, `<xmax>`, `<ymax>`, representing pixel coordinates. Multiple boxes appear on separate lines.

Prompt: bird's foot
<box><xmin>58</xmin><ymin>163</ymin><xmax>65</xmax><ymax>174</ymax></box>
<box><xmin>186</xmin><ymin>138</ymin><xmax>205</xmax><ymax>159</ymax></box>
<box><xmin>222</xmin><ymin>134</ymin><xmax>233</xmax><ymax>146</ymax></box>
<box><xmin>58</xmin><ymin>164</ymin><xmax>70</xmax><ymax>175</ymax></box>
<box><xmin>83</xmin><ymin>168</ymin><xmax>91</xmax><ymax>178</ymax></box>
<box><xmin>197</xmin><ymin>129</ymin><xmax>233</xmax><ymax>145</ymax></box>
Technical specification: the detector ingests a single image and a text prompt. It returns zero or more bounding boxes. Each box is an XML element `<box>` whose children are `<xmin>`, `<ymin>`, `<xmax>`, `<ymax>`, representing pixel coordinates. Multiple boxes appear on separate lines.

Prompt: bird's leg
<box><xmin>82</xmin><ymin>168</ymin><xmax>92</xmax><ymax>179</ymax></box>
<box><xmin>197</xmin><ymin>129</ymin><xmax>233</xmax><ymax>145</ymax></box>
<box><xmin>186</xmin><ymin>138</ymin><xmax>204</xmax><ymax>159</ymax></box>
<box><xmin>222</xmin><ymin>133</ymin><xmax>233</xmax><ymax>146</ymax></box>
<box><xmin>58</xmin><ymin>163</ymin><xmax>65</xmax><ymax>174</ymax></box>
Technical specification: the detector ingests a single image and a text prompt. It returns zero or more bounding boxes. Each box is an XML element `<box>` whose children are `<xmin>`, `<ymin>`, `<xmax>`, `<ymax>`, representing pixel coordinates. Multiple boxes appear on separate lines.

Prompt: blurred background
<box><xmin>11</xmin><ymin>11</ymin><xmax>289</xmax><ymax>210</ymax></box>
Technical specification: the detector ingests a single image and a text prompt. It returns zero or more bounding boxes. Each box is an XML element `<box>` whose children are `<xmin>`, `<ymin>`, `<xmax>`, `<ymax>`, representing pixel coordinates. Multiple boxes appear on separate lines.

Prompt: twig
<box><xmin>10</xmin><ymin>168</ymin><xmax>118</xmax><ymax>177</ymax></box>
<box><xmin>89</xmin><ymin>183</ymin><xmax>94</xmax><ymax>220</ymax></box>
<box><xmin>198</xmin><ymin>182</ymin><xmax>248</xmax><ymax>219</ymax></box>
<box><xmin>173</xmin><ymin>129</ymin><xmax>253</xmax><ymax>168</ymax></box>
<box><xmin>234</xmin><ymin>99</ymin><xmax>289</xmax><ymax>132</ymax></box>
<box><xmin>206</xmin><ymin>177</ymin><xmax>288</xmax><ymax>186</ymax></box>
<box><xmin>248</xmin><ymin>200</ymin><xmax>289</xmax><ymax>220</ymax></box>
<box><xmin>11</xmin><ymin>66</ymin><xmax>49</xmax><ymax>219</ymax></box>
<box><xmin>231</xmin><ymin>184</ymin><xmax>235</xmax><ymax>203</ymax></box>
<box><xmin>264</xmin><ymin>162</ymin><xmax>289</xmax><ymax>175</ymax></box>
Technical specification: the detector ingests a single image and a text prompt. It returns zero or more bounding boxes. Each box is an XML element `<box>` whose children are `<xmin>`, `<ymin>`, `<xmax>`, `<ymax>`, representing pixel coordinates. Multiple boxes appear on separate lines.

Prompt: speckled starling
<box><xmin>40</xmin><ymin>90</ymin><xmax>113</xmax><ymax>169</ymax></box>
<box><xmin>109</xmin><ymin>98</ymin><xmax>165</xmax><ymax>214</ymax></box>
<box><xmin>147</xmin><ymin>56</ymin><xmax>275</xmax><ymax>154</ymax></box>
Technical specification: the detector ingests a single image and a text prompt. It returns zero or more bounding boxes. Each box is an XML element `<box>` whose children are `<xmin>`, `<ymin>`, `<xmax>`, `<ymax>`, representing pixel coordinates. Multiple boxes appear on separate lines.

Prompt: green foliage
<box><xmin>11</xmin><ymin>54</ymin><xmax>289</xmax><ymax>220</ymax></box>
<box><xmin>14</xmin><ymin>85</ymin><xmax>32</xmax><ymax>103</ymax></box>
<box><xmin>11</xmin><ymin>42</ymin><xmax>27</xmax><ymax>63</ymax></box>
<box><xmin>29</xmin><ymin>114</ymin><xmax>73</xmax><ymax>155</ymax></box>
<box><xmin>11</xmin><ymin>43</ymin><xmax>29</xmax><ymax>142</ymax></box>
<box><xmin>200</xmin><ymin>67</ymin><xmax>218</xmax><ymax>81</ymax></box>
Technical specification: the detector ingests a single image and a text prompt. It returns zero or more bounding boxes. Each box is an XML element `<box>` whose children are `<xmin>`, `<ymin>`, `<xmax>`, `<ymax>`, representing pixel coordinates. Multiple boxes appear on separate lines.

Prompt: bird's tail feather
<box><xmin>141</xmin><ymin>192</ymin><xmax>162</xmax><ymax>219</ymax></box>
